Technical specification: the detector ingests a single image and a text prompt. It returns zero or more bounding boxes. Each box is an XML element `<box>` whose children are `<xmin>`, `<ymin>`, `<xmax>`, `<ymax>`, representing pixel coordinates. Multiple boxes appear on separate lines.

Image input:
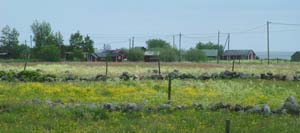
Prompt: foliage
<box><xmin>69</xmin><ymin>31</ymin><xmax>84</xmax><ymax>49</ymax></box>
<box><xmin>0</xmin><ymin>62</ymin><xmax>300</xmax><ymax>131</ymax></box>
<box><xmin>196</xmin><ymin>41</ymin><xmax>224</xmax><ymax>55</ymax></box>
<box><xmin>0</xmin><ymin>25</ymin><xmax>23</xmax><ymax>58</ymax></box>
<box><xmin>69</xmin><ymin>31</ymin><xmax>95</xmax><ymax>60</ymax></box>
<box><xmin>35</xmin><ymin>45</ymin><xmax>61</xmax><ymax>62</ymax></box>
<box><xmin>184</xmin><ymin>48</ymin><xmax>206</xmax><ymax>62</ymax></box>
<box><xmin>120</xmin><ymin>48</ymin><xmax>129</xmax><ymax>57</ymax></box>
<box><xmin>31</xmin><ymin>21</ymin><xmax>55</xmax><ymax>48</ymax></box>
<box><xmin>146</xmin><ymin>39</ymin><xmax>179</xmax><ymax>62</ymax></box>
<box><xmin>146</xmin><ymin>39</ymin><xmax>172</xmax><ymax>49</ymax></box>
<box><xmin>128</xmin><ymin>48</ymin><xmax>144</xmax><ymax>61</ymax></box>
<box><xmin>0</xmin><ymin>70</ymin><xmax>56</xmax><ymax>82</ymax></box>
<box><xmin>31</xmin><ymin>21</ymin><xmax>64</xmax><ymax>61</ymax></box>
<box><xmin>1</xmin><ymin>80</ymin><xmax>300</xmax><ymax>131</ymax></box>
<box><xmin>0</xmin><ymin>25</ymin><xmax>20</xmax><ymax>48</ymax></box>
<box><xmin>158</xmin><ymin>48</ymin><xmax>179</xmax><ymax>62</ymax></box>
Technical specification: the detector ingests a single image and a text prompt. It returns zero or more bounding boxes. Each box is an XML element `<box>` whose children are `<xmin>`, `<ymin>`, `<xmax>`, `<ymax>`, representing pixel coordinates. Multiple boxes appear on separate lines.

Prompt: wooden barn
<box><xmin>291</xmin><ymin>51</ymin><xmax>300</xmax><ymax>62</ymax></box>
<box><xmin>89</xmin><ymin>49</ymin><xmax>126</xmax><ymax>62</ymax></box>
<box><xmin>144</xmin><ymin>51</ymin><xmax>160</xmax><ymax>62</ymax></box>
<box><xmin>222</xmin><ymin>50</ymin><xmax>256</xmax><ymax>60</ymax></box>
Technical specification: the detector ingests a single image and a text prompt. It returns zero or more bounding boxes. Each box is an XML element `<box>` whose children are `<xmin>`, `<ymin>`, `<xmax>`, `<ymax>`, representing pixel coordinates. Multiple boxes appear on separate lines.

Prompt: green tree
<box><xmin>159</xmin><ymin>48</ymin><xmax>179</xmax><ymax>62</ymax></box>
<box><xmin>128</xmin><ymin>48</ymin><xmax>144</xmax><ymax>61</ymax></box>
<box><xmin>196</xmin><ymin>41</ymin><xmax>224</xmax><ymax>55</ymax></box>
<box><xmin>146</xmin><ymin>39</ymin><xmax>171</xmax><ymax>49</ymax></box>
<box><xmin>69</xmin><ymin>31</ymin><xmax>95</xmax><ymax>60</ymax></box>
<box><xmin>184</xmin><ymin>48</ymin><xmax>206</xmax><ymax>62</ymax></box>
<box><xmin>36</xmin><ymin>45</ymin><xmax>61</xmax><ymax>61</ymax></box>
<box><xmin>31</xmin><ymin>21</ymin><xmax>64</xmax><ymax>61</ymax></box>
<box><xmin>145</xmin><ymin>39</ymin><xmax>178</xmax><ymax>62</ymax></box>
<box><xmin>83</xmin><ymin>35</ymin><xmax>95</xmax><ymax>54</ymax></box>
<box><xmin>69</xmin><ymin>31</ymin><xmax>84</xmax><ymax>49</ymax></box>
<box><xmin>0</xmin><ymin>25</ymin><xmax>20</xmax><ymax>58</ymax></box>
<box><xmin>31</xmin><ymin>21</ymin><xmax>53</xmax><ymax>48</ymax></box>
<box><xmin>54</xmin><ymin>32</ymin><xmax>64</xmax><ymax>46</ymax></box>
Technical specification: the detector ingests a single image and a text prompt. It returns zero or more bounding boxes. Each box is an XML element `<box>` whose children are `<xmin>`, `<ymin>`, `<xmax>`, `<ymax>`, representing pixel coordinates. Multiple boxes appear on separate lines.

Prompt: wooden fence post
<box><xmin>232</xmin><ymin>60</ymin><xmax>235</xmax><ymax>71</ymax></box>
<box><xmin>158</xmin><ymin>58</ymin><xmax>161</xmax><ymax>75</ymax></box>
<box><xmin>168</xmin><ymin>74</ymin><xmax>172</xmax><ymax>103</ymax></box>
<box><xmin>226</xmin><ymin>119</ymin><xmax>231</xmax><ymax>133</ymax></box>
<box><xmin>105</xmin><ymin>56</ymin><xmax>108</xmax><ymax>76</ymax></box>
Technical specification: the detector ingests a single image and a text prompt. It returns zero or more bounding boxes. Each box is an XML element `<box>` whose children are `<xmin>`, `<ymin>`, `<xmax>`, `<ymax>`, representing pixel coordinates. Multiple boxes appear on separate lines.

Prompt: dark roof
<box><xmin>292</xmin><ymin>51</ymin><xmax>300</xmax><ymax>56</ymax></box>
<box><xmin>93</xmin><ymin>50</ymin><xmax>123</xmax><ymax>58</ymax></box>
<box><xmin>223</xmin><ymin>50</ymin><xmax>255</xmax><ymax>56</ymax></box>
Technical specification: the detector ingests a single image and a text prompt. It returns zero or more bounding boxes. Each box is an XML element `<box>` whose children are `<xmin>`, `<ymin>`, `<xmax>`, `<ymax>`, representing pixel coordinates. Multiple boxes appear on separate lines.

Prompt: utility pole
<box><xmin>129</xmin><ymin>38</ymin><xmax>132</xmax><ymax>49</ymax></box>
<box><xmin>172</xmin><ymin>35</ymin><xmax>175</xmax><ymax>48</ymax></box>
<box><xmin>132</xmin><ymin>37</ymin><xmax>135</xmax><ymax>48</ymax></box>
<box><xmin>267</xmin><ymin>21</ymin><xmax>270</xmax><ymax>65</ymax></box>
<box><xmin>24</xmin><ymin>40</ymin><xmax>28</xmax><ymax>71</ymax></box>
<box><xmin>217</xmin><ymin>31</ymin><xmax>220</xmax><ymax>64</ymax></box>
<box><xmin>179</xmin><ymin>33</ymin><xmax>182</xmax><ymax>62</ymax></box>
<box><xmin>30</xmin><ymin>35</ymin><xmax>33</xmax><ymax>48</ymax></box>
<box><xmin>227</xmin><ymin>33</ymin><xmax>230</xmax><ymax>50</ymax></box>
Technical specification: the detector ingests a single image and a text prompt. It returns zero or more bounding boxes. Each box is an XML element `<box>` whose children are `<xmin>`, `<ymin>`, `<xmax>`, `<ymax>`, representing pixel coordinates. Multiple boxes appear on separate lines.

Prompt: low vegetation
<box><xmin>0</xmin><ymin>63</ymin><xmax>300</xmax><ymax>132</ymax></box>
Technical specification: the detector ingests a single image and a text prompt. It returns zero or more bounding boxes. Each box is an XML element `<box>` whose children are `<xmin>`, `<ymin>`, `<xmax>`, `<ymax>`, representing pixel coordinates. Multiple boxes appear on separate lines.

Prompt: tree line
<box><xmin>0</xmin><ymin>21</ymin><xmax>94</xmax><ymax>61</ymax></box>
<box><xmin>124</xmin><ymin>39</ymin><xmax>223</xmax><ymax>62</ymax></box>
<box><xmin>0</xmin><ymin>20</ymin><xmax>223</xmax><ymax>62</ymax></box>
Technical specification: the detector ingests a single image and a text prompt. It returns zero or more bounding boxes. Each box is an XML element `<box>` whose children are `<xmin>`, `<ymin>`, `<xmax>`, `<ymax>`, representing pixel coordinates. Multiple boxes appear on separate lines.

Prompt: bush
<box><xmin>159</xmin><ymin>48</ymin><xmax>179</xmax><ymax>62</ymax></box>
<box><xmin>128</xmin><ymin>48</ymin><xmax>144</xmax><ymax>61</ymax></box>
<box><xmin>0</xmin><ymin>70</ymin><xmax>16</xmax><ymax>81</ymax></box>
<box><xmin>184</xmin><ymin>48</ymin><xmax>206</xmax><ymax>62</ymax></box>
<box><xmin>36</xmin><ymin>45</ymin><xmax>61</xmax><ymax>62</ymax></box>
<box><xmin>17</xmin><ymin>70</ymin><xmax>42</xmax><ymax>81</ymax></box>
<box><xmin>0</xmin><ymin>70</ymin><xmax>56</xmax><ymax>82</ymax></box>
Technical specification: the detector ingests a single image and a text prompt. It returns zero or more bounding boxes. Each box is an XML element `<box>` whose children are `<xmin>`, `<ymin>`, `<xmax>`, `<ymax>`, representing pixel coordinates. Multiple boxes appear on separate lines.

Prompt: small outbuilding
<box><xmin>291</xmin><ymin>51</ymin><xmax>300</xmax><ymax>62</ymax></box>
<box><xmin>144</xmin><ymin>51</ymin><xmax>160</xmax><ymax>62</ymax></box>
<box><xmin>0</xmin><ymin>52</ymin><xmax>10</xmax><ymax>59</ymax></box>
<box><xmin>89</xmin><ymin>49</ymin><xmax>126</xmax><ymax>62</ymax></box>
<box><xmin>222</xmin><ymin>50</ymin><xmax>256</xmax><ymax>60</ymax></box>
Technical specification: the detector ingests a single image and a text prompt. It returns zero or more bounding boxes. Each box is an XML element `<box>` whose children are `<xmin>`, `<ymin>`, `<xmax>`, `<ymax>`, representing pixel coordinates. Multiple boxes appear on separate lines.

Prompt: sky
<box><xmin>1</xmin><ymin>0</ymin><xmax>300</xmax><ymax>51</ymax></box>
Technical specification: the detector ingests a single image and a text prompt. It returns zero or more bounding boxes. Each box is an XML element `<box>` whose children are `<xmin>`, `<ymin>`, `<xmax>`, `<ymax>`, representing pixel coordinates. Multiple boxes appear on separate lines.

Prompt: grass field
<box><xmin>1</xmin><ymin>61</ymin><xmax>300</xmax><ymax>77</ymax></box>
<box><xmin>1</xmin><ymin>62</ymin><xmax>300</xmax><ymax>132</ymax></box>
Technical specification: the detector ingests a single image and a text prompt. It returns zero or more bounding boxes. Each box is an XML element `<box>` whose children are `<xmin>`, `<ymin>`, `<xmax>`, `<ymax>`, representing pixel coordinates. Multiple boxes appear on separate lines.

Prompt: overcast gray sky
<box><xmin>1</xmin><ymin>0</ymin><xmax>300</xmax><ymax>51</ymax></box>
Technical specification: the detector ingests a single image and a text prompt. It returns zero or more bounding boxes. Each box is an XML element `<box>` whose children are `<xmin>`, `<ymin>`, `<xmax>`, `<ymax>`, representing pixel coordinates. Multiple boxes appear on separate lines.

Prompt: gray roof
<box><xmin>201</xmin><ymin>49</ymin><xmax>218</xmax><ymax>57</ymax></box>
<box><xmin>0</xmin><ymin>52</ymin><xmax>8</xmax><ymax>56</ymax></box>
<box><xmin>292</xmin><ymin>51</ymin><xmax>300</xmax><ymax>56</ymax></box>
<box><xmin>93</xmin><ymin>50</ymin><xmax>122</xmax><ymax>58</ymax></box>
<box><xmin>144</xmin><ymin>51</ymin><xmax>160</xmax><ymax>56</ymax></box>
<box><xmin>223</xmin><ymin>50</ymin><xmax>255</xmax><ymax>56</ymax></box>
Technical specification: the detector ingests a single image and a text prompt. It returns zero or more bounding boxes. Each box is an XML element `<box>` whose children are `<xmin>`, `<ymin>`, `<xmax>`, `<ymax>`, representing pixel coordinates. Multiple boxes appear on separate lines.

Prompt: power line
<box><xmin>227</xmin><ymin>24</ymin><xmax>266</xmax><ymax>34</ymax></box>
<box><xmin>271</xmin><ymin>22</ymin><xmax>300</xmax><ymax>26</ymax></box>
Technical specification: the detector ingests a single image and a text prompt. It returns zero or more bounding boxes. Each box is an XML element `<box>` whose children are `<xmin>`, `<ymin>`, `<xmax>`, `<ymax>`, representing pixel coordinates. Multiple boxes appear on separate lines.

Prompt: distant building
<box><xmin>291</xmin><ymin>51</ymin><xmax>300</xmax><ymax>62</ymax></box>
<box><xmin>0</xmin><ymin>51</ymin><xmax>10</xmax><ymax>59</ymax></box>
<box><xmin>222</xmin><ymin>50</ymin><xmax>256</xmax><ymax>60</ymax></box>
<box><xmin>89</xmin><ymin>49</ymin><xmax>126</xmax><ymax>62</ymax></box>
<box><xmin>201</xmin><ymin>49</ymin><xmax>218</xmax><ymax>59</ymax></box>
<box><xmin>144</xmin><ymin>51</ymin><xmax>160</xmax><ymax>62</ymax></box>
